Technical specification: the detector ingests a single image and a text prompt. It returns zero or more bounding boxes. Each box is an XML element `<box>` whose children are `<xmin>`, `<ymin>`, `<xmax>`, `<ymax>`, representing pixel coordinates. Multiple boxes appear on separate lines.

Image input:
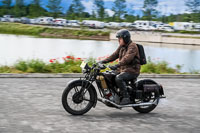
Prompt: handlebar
<box><xmin>96</xmin><ymin>63</ymin><xmax>107</xmax><ymax>70</ymax></box>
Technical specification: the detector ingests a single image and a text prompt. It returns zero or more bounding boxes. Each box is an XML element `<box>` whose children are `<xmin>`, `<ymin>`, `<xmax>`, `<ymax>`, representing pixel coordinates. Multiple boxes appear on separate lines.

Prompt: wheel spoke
<box><xmin>83</xmin><ymin>98</ymin><xmax>92</xmax><ymax>102</ymax></box>
<box><xmin>83</xmin><ymin>89</ymin><xmax>88</xmax><ymax>95</ymax></box>
<box><xmin>74</xmin><ymin>86</ymin><xmax>79</xmax><ymax>93</ymax></box>
<box><xmin>65</xmin><ymin>85</ymin><xmax>91</xmax><ymax>111</ymax></box>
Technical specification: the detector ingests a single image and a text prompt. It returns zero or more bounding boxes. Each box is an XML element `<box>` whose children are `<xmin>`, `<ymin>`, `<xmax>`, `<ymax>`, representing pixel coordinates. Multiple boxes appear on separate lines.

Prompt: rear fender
<box><xmin>136</xmin><ymin>79</ymin><xmax>164</xmax><ymax>95</ymax></box>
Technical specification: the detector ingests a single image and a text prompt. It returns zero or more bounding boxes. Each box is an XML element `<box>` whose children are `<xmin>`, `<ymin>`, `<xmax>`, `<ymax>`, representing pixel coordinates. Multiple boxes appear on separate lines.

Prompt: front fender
<box><xmin>66</xmin><ymin>79</ymin><xmax>98</xmax><ymax>108</ymax></box>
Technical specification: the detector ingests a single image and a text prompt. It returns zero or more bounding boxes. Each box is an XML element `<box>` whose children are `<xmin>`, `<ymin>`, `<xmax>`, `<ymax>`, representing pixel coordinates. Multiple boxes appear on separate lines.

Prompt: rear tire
<box><xmin>133</xmin><ymin>91</ymin><xmax>159</xmax><ymax>113</ymax></box>
<box><xmin>133</xmin><ymin>80</ymin><xmax>160</xmax><ymax>113</ymax></box>
<box><xmin>62</xmin><ymin>81</ymin><xmax>96</xmax><ymax>115</ymax></box>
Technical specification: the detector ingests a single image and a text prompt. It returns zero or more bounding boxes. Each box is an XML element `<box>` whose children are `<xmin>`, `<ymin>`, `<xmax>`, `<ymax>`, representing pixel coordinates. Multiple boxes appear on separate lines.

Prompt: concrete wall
<box><xmin>110</xmin><ymin>31</ymin><xmax>200</xmax><ymax>45</ymax></box>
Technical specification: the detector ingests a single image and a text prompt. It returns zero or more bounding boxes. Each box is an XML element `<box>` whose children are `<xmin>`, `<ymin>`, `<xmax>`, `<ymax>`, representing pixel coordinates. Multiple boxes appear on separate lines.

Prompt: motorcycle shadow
<box><xmin>66</xmin><ymin>111</ymin><xmax>166</xmax><ymax>120</ymax></box>
<box><xmin>106</xmin><ymin>112</ymin><xmax>161</xmax><ymax>118</ymax></box>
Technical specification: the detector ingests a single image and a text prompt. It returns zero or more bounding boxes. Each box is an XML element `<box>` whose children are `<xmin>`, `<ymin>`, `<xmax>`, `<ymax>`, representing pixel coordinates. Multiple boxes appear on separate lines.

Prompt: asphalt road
<box><xmin>0</xmin><ymin>78</ymin><xmax>200</xmax><ymax>133</ymax></box>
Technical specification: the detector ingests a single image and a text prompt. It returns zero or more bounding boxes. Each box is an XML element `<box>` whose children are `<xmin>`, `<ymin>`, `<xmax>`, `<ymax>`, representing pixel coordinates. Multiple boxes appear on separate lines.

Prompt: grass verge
<box><xmin>0</xmin><ymin>57</ymin><xmax>197</xmax><ymax>74</ymax></box>
<box><xmin>0</xmin><ymin>22</ymin><xmax>110</xmax><ymax>40</ymax></box>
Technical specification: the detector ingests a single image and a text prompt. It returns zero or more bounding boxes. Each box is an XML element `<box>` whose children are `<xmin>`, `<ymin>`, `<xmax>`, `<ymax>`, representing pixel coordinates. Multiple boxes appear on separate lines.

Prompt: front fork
<box><xmin>79</xmin><ymin>79</ymin><xmax>98</xmax><ymax>108</ymax></box>
<box><xmin>79</xmin><ymin>79</ymin><xmax>93</xmax><ymax>95</ymax></box>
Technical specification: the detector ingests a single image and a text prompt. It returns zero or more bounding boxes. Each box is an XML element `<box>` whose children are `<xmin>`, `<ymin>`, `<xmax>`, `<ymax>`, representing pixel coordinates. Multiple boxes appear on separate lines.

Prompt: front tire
<box><xmin>62</xmin><ymin>81</ymin><xmax>96</xmax><ymax>115</ymax></box>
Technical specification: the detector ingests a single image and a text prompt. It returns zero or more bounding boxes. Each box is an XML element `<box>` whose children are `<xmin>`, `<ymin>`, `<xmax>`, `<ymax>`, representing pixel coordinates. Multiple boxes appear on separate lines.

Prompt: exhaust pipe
<box><xmin>98</xmin><ymin>98</ymin><xmax>159</xmax><ymax>109</ymax></box>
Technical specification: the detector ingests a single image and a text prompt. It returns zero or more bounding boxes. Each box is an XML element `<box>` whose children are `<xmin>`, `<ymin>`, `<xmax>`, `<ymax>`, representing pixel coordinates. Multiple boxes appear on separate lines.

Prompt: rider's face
<box><xmin>118</xmin><ymin>37</ymin><xmax>125</xmax><ymax>46</ymax></box>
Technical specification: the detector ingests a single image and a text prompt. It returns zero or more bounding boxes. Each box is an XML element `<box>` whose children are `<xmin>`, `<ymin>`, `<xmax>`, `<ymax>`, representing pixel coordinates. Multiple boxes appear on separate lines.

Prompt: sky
<box><xmin>1</xmin><ymin>0</ymin><xmax>189</xmax><ymax>16</ymax></box>
<box><xmin>82</xmin><ymin>0</ymin><xmax>189</xmax><ymax>16</ymax></box>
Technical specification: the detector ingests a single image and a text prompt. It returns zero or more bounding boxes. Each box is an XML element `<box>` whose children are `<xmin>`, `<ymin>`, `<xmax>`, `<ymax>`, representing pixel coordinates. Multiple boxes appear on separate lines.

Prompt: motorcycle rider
<box><xmin>99</xmin><ymin>29</ymin><xmax>141</xmax><ymax>105</ymax></box>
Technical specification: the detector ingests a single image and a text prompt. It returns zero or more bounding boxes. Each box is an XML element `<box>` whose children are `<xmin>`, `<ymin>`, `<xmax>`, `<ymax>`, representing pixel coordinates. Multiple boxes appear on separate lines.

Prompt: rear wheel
<box><xmin>62</xmin><ymin>81</ymin><xmax>96</xmax><ymax>115</ymax></box>
<box><xmin>133</xmin><ymin>90</ymin><xmax>159</xmax><ymax>113</ymax></box>
<box><xmin>133</xmin><ymin>80</ymin><xmax>160</xmax><ymax>113</ymax></box>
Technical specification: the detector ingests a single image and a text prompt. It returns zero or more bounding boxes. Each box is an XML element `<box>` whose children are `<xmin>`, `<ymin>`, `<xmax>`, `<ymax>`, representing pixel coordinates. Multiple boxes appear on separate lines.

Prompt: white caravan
<box><xmin>37</xmin><ymin>17</ymin><xmax>54</xmax><ymax>25</ymax></box>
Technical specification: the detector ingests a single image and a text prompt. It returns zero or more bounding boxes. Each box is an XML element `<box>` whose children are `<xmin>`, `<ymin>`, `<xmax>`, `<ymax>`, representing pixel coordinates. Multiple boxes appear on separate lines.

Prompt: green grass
<box><xmin>0</xmin><ymin>22</ymin><xmax>46</xmax><ymax>35</ymax></box>
<box><xmin>164</xmin><ymin>35</ymin><xmax>200</xmax><ymax>39</ymax></box>
<box><xmin>140</xmin><ymin>57</ymin><xmax>184</xmax><ymax>74</ymax></box>
<box><xmin>155</xmin><ymin>30</ymin><xmax>200</xmax><ymax>34</ymax></box>
<box><xmin>0</xmin><ymin>57</ymin><xmax>198</xmax><ymax>74</ymax></box>
<box><xmin>0</xmin><ymin>22</ymin><xmax>110</xmax><ymax>40</ymax></box>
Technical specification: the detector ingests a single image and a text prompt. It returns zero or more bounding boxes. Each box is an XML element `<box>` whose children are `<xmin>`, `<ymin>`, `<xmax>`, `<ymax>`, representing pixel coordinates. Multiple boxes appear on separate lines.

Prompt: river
<box><xmin>0</xmin><ymin>34</ymin><xmax>200</xmax><ymax>72</ymax></box>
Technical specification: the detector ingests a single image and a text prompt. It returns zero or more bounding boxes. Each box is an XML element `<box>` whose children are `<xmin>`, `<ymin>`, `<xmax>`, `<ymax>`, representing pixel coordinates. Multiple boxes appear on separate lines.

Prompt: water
<box><xmin>0</xmin><ymin>34</ymin><xmax>200</xmax><ymax>72</ymax></box>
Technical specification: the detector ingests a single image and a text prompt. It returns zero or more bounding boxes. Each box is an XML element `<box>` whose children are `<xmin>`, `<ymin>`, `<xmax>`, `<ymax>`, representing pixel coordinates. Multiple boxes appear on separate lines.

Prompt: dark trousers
<box><xmin>115</xmin><ymin>72</ymin><xmax>138</xmax><ymax>96</ymax></box>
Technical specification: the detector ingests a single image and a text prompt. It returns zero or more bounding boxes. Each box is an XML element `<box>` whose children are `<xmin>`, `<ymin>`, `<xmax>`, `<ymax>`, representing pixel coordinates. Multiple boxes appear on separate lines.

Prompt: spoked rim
<box><xmin>66</xmin><ymin>86</ymin><xmax>91</xmax><ymax>112</ymax></box>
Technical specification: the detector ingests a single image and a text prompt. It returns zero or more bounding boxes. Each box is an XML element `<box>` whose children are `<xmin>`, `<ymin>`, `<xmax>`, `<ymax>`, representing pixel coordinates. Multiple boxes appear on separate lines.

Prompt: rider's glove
<box><xmin>97</xmin><ymin>60</ymin><xmax>106</xmax><ymax>64</ymax></box>
<box><xmin>109</xmin><ymin>64</ymin><xmax>119</xmax><ymax>70</ymax></box>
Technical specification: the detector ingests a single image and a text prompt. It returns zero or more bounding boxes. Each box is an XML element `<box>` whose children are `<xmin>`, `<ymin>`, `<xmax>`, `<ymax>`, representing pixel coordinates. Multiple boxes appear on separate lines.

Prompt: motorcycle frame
<box><xmin>78</xmin><ymin>63</ymin><xmax>165</xmax><ymax>109</ymax></box>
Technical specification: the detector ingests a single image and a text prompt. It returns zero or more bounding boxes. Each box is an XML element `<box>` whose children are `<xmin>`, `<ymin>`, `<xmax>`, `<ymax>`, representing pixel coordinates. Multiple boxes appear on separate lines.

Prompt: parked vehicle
<box><xmin>170</xmin><ymin>22</ymin><xmax>194</xmax><ymax>31</ymax></box>
<box><xmin>29</xmin><ymin>19</ymin><xmax>37</xmax><ymax>24</ymax></box>
<box><xmin>37</xmin><ymin>17</ymin><xmax>54</xmax><ymax>25</ymax></box>
<box><xmin>9</xmin><ymin>18</ymin><xmax>21</xmax><ymax>23</ymax></box>
<box><xmin>3</xmin><ymin>15</ymin><xmax>14</xmax><ymax>19</ymax></box>
<box><xmin>81</xmin><ymin>20</ymin><xmax>104</xmax><ymax>29</ymax></box>
<box><xmin>133</xmin><ymin>20</ymin><xmax>158</xmax><ymax>30</ymax></box>
<box><xmin>159</xmin><ymin>26</ymin><xmax>174</xmax><ymax>32</ymax></box>
<box><xmin>0</xmin><ymin>17</ymin><xmax>8</xmax><ymax>22</ymax></box>
<box><xmin>106</xmin><ymin>22</ymin><xmax>122</xmax><ymax>28</ymax></box>
<box><xmin>66</xmin><ymin>22</ymin><xmax>80</xmax><ymax>27</ymax></box>
<box><xmin>121</xmin><ymin>22</ymin><xmax>132</xmax><ymax>27</ymax></box>
<box><xmin>194</xmin><ymin>23</ymin><xmax>200</xmax><ymax>31</ymax></box>
<box><xmin>68</xmin><ymin>20</ymin><xmax>80</xmax><ymax>24</ymax></box>
<box><xmin>54</xmin><ymin>18</ymin><xmax>67</xmax><ymax>26</ymax></box>
<box><xmin>66</xmin><ymin>20</ymin><xmax>80</xmax><ymax>27</ymax></box>
<box><xmin>72</xmin><ymin>23</ymin><xmax>81</xmax><ymax>27</ymax></box>
<box><xmin>21</xmin><ymin>17</ymin><xmax>30</xmax><ymax>24</ymax></box>
<box><xmin>62</xmin><ymin>62</ymin><xmax>166</xmax><ymax>115</ymax></box>
<box><xmin>134</xmin><ymin>20</ymin><xmax>151</xmax><ymax>27</ymax></box>
<box><xmin>129</xmin><ymin>23</ymin><xmax>137</xmax><ymax>28</ymax></box>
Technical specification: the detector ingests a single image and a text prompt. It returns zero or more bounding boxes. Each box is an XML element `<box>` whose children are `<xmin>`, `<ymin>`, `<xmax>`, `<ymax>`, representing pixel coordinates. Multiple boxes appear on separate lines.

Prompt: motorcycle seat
<box><xmin>126</xmin><ymin>78</ymin><xmax>137</xmax><ymax>84</ymax></box>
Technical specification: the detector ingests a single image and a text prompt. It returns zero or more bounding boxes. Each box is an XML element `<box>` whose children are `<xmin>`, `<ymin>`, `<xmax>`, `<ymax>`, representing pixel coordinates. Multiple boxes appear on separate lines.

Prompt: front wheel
<box><xmin>62</xmin><ymin>81</ymin><xmax>96</xmax><ymax>115</ymax></box>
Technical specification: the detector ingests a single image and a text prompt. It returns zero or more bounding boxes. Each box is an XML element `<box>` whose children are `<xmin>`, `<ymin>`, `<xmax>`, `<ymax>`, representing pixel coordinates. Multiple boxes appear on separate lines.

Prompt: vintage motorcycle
<box><xmin>62</xmin><ymin>62</ymin><xmax>166</xmax><ymax>115</ymax></box>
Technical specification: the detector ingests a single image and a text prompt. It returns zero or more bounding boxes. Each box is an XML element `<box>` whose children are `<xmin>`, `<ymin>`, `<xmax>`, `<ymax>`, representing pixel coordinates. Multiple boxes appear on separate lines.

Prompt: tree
<box><xmin>91</xmin><ymin>10</ymin><xmax>97</xmax><ymax>19</ymax></box>
<box><xmin>14</xmin><ymin>0</ymin><xmax>27</xmax><ymax>17</ymax></box>
<box><xmin>0</xmin><ymin>0</ymin><xmax>12</xmax><ymax>15</ymax></box>
<box><xmin>82</xmin><ymin>12</ymin><xmax>90</xmax><ymax>18</ymax></box>
<box><xmin>66</xmin><ymin>5</ymin><xmax>74</xmax><ymax>19</ymax></box>
<box><xmin>94</xmin><ymin>0</ymin><xmax>105</xmax><ymax>20</ymax></box>
<box><xmin>185</xmin><ymin>0</ymin><xmax>200</xmax><ymax>22</ymax></box>
<box><xmin>143</xmin><ymin>0</ymin><xmax>158</xmax><ymax>20</ymax></box>
<box><xmin>66</xmin><ymin>0</ymin><xmax>85</xmax><ymax>19</ymax></box>
<box><xmin>1</xmin><ymin>0</ymin><xmax>12</xmax><ymax>8</ymax></box>
<box><xmin>124</xmin><ymin>14</ymin><xmax>136</xmax><ymax>22</ymax></box>
<box><xmin>185</xmin><ymin>0</ymin><xmax>200</xmax><ymax>13</ymax></box>
<box><xmin>32</xmin><ymin>0</ymin><xmax>41</xmax><ymax>6</ymax></box>
<box><xmin>15</xmin><ymin>0</ymin><xmax>24</xmax><ymax>7</ymax></box>
<box><xmin>47</xmin><ymin>0</ymin><xmax>62</xmax><ymax>18</ymax></box>
<box><xmin>29</xmin><ymin>0</ymin><xmax>47</xmax><ymax>17</ymax></box>
<box><xmin>112</xmin><ymin>0</ymin><xmax>126</xmax><ymax>20</ymax></box>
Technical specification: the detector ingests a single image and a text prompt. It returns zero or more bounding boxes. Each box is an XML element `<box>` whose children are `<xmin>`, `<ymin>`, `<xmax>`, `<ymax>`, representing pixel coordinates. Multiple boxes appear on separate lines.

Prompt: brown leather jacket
<box><xmin>102</xmin><ymin>41</ymin><xmax>141</xmax><ymax>75</ymax></box>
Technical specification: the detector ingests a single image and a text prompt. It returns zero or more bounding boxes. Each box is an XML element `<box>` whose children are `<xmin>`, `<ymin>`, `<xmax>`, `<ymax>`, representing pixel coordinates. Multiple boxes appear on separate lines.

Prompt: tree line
<box><xmin>0</xmin><ymin>0</ymin><xmax>199</xmax><ymax>23</ymax></box>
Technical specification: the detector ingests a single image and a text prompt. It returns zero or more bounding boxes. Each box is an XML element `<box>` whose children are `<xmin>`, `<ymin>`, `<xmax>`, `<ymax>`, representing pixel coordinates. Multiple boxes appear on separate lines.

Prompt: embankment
<box><xmin>110</xmin><ymin>31</ymin><xmax>200</xmax><ymax>45</ymax></box>
<box><xmin>0</xmin><ymin>22</ymin><xmax>110</xmax><ymax>41</ymax></box>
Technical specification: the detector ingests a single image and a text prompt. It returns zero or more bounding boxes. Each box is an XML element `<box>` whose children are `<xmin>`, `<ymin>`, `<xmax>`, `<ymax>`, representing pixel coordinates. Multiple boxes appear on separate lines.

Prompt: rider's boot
<box><xmin>120</xmin><ymin>89</ymin><xmax>130</xmax><ymax>105</ymax></box>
